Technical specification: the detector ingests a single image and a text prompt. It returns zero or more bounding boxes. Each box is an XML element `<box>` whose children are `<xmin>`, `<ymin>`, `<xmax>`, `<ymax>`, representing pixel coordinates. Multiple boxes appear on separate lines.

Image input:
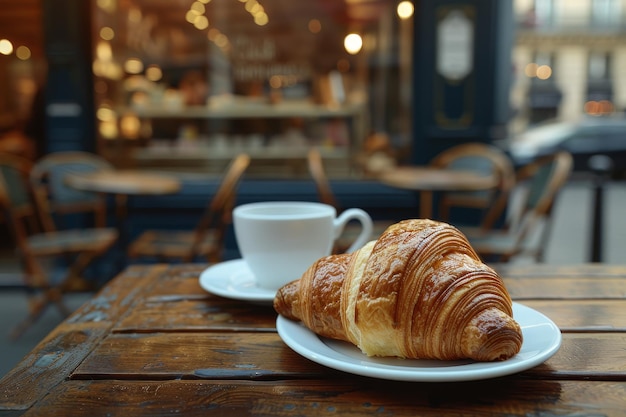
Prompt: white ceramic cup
<box><xmin>233</xmin><ymin>201</ymin><xmax>373</xmax><ymax>290</ymax></box>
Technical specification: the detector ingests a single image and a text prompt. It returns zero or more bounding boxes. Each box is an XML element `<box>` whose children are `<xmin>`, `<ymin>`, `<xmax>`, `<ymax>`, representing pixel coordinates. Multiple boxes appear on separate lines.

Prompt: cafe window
<box><xmin>533</xmin><ymin>0</ymin><xmax>555</xmax><ymax>28</ymax></box>
<box><xmin>591</xmin><ymin>0</ymin><xmax>621</xmax><ymax>27</ymax></box>
<box><xmin>588</xmin><ymin>52</ymin><xmax>611</xmax><ymax>81</ymax></box>
<box><xmin>585</xmin><ymin>51</ymin><xmax>614</xmax><ymax>115</ymax></box>
<box><xmin>91</xmin><ymin>0</ymin><xmax>414</xmax><ymax>178</ymax></box>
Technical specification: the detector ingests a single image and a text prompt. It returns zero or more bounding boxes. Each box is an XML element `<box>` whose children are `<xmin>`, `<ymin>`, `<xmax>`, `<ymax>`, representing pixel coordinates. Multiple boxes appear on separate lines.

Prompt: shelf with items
<box><xmin>123</xmin><ymin>96</ymin><xmax>367</xmax><ymax>120</ymax></box>
<box><xmin>109</xmin><ymin>96</ymin><xmax>369</xmax><ymax>177</ymax></box>
<box><xmin>133</xmin><ymin>144</ymin><xmax>350</xmax><ymax>178</ymax></box>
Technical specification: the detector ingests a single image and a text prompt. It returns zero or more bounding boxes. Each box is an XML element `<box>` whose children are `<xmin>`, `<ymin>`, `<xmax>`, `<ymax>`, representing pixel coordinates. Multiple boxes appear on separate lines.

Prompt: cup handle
<box><xmin>333</xmin><ymin>208</ymin><xmax>374</xmax><ymax>253</ymax></box>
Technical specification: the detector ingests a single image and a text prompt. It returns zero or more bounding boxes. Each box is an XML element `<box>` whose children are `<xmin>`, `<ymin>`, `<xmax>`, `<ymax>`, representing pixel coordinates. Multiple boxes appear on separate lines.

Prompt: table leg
<box><xmin>112</xmin><ymin>193</ymin><xmax>130</xmax><ymax>271</ymax></box>
<box><xmin>420</xmin><ymin>191</ymin><xmax>433</xmax><ymax>219</ymax></box>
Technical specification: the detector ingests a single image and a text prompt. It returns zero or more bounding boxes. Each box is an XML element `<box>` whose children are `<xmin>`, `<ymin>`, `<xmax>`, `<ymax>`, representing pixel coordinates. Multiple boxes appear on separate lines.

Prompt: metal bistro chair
<box><xmin>429</xmin><ymin>142</ymin><xmax>516</xmax><ymax>227</ymax></box>
<box><xmin>307</xmin><ymin>148</ymin><xmax>392</xmax><ymax>252</ymax></box>
<box><xmin>0</xmin><ymin>153</ymin><xmax>118</xmax><ymax>339</ymax></box>
<box><xmin>462</xmin><ymin>151</ymin><xmax>574</xmax><ymax>263</ymax></box>
<box><xmin>128</xmin><ymin>153</ymin><xmax>250</xmax><ymax>263</ymax></box>
<box><xmin>30</xmin><ymin>151</ymin><xmax>114</xmax><ymax>231</ymax></box>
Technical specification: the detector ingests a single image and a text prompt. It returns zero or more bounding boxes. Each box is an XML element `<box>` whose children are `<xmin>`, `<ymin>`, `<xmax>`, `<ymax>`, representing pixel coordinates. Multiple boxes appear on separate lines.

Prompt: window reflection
<box><xmin>91</xmin><ymin>0</ymin><xmax>413</xmax><ymax>178</ymax></box>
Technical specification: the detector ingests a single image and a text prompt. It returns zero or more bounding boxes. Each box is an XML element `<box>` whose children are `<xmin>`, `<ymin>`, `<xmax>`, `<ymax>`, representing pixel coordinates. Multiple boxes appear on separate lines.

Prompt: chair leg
<box><xmin>60</xmin><ymin>251</ymin><xmax>99</xmax><ymax>292</ymax></box>
<box><xmin>10</xmin><ymin>251</ymin><xmax>102</xmax><ymax>340</ymax></box>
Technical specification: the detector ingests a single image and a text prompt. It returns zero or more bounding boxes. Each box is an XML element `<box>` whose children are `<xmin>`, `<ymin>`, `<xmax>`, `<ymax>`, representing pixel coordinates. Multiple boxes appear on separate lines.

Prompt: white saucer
<box><xmin>199</xmin><ymin>259</ymin><xmax>276</xmax><ymax>304</ymax></box>
<box><xmin>276</xmin><ymin>302</ymin><xmax>562</xmax><ymax>382</ymax></box>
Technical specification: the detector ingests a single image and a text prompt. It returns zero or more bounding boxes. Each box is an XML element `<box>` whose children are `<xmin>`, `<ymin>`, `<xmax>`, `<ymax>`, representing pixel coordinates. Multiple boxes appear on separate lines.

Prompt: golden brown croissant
<box><xmin>274</xmin><ymin>219</ymin><xmax>523</xmax><ymax>361</ymax></box>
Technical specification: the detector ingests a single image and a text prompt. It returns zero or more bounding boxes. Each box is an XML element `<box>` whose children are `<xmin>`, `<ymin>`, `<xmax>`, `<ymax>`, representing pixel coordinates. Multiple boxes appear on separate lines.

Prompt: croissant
<box><xmin>274</xmin><ymin>219</ymin><xmax>523</xmax><ymax>362</ymax></box>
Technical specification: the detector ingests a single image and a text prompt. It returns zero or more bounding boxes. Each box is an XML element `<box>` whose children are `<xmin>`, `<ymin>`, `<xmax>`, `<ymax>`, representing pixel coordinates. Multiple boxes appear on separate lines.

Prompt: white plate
<box><xmin>276</xmin><ymin>302</ymin><xmax>561</xmax><ymax>382</ymax></box>
<box><xmin>199</xmin><ymin>259</ymin><xmax>275</xmax><ymax>304</ymax></box>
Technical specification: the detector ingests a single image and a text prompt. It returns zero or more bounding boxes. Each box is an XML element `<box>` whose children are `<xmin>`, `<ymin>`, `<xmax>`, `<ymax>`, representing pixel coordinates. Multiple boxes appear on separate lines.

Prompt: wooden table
<box><xmin>65</xmin><ymin>170</ymin><xmax>181</xmax><ymax>196</ymax></box>
<box><xmin>1</xmin><ymin>263</ymin><xmax>625</xmax><ymax>415</ymax></box>
<box><xmin>379</xmin><ymin>166</ymin><xmax>497</xmax><ymax>219</ymax></box>
<box><xmin>65</xmin><ymin>170</ymin><xmax>181</xmax><ymax>249</ymax></box>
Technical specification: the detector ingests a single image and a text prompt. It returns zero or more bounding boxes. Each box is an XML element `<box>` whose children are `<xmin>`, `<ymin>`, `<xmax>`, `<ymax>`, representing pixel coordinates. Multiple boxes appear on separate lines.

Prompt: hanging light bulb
<box><xmin>344</xmin><ymin>33</ymin><xmax>363</xmax><ymax>55</ymax></box>
<box><xmin>397</xmin><ymin>1</ymin><xmax>414</xmax><ymax>19</ymax></box>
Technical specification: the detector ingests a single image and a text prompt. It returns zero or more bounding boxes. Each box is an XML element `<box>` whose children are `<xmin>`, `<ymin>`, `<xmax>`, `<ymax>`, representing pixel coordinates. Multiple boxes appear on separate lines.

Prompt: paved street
<box><xmin>533</xmin><ymin>178</ymin><xmax>625</xmax><ymax>265</ymax></box>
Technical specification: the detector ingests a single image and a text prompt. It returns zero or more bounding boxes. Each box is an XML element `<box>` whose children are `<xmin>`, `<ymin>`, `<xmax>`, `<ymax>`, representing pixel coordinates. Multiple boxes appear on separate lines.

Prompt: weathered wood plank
<box><xmin>0</xmin><ymin>324</ymin><xmax>110</xmax><ymax>411</ymax></box>
<box><xmin>495</xmin><ymin>263</ymin><xmax>626</xmax><ymax>278</ymax></box>
<box><xmin>113</xmin><ymin>297</ymin><xmax>626</xmax><ymax>334</ymax></box>
<box><xmin>0</xmin><ymin>265</ymin><xmax>167</xmax><ymax>411</ymax></box>
<box><xmin>112</xmin><ymin>298</ymin><xmax>277</xmax><ymax>332</ymax></box>
<box><xmin>521</xmin><ymin>299</ymin><xmax>626</xmax><ymax>331</ymax></box>
<box><xmin>504</xmin><ymin>277</ymin><xmax>626</xmax><ymax>299</ymax></box>
<box><xmin>536</xmin><ymin>334</ymin><xmax>626</xmax><ymax>380</ymax></box>
<box><xmin>73</xmin><ymin>332</ymin><xmax>328</xmax><ymax>379</ymax></box>
<box><xmin>112</xmin><ymin>263</ymin><xmax>280</xmax><ymax>333</ymax></box>
<box><xmin>72</xmin><ymin>332</ymin><xmax>626</xmax><ymax>381</ymax></box>
<box><xmin>4</xmin><ymin>263</ymin><xmax>626</xmax><ymax>415</ymax></box>
<box><xmin>22</xmin><ymin>379</ymin><xmax>626</xmax><ymax>417</ymax></box>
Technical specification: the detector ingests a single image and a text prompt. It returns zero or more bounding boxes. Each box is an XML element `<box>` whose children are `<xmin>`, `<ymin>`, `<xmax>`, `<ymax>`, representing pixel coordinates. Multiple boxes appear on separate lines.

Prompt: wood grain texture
<box><xmin>73</xmin><ymin>332</ymin><xmax>326</xmax><ymax>379</ymax></box>
<box><xmin>0</xmin><ymin>264</ymin><xmax>167</xmax><ymax>410</ymax></box>
<box><xmin>504</xmin><ymin>276</ymin><xmax>626</xmax><ymax>299</ymax></box>
<box><xmin>22</xmin><ymin>379</ymin><xmax>626</xmax><ymax>417</ymax></box>
<box><xmin>113</xmin><ymin>298</ymin><xmax>277</xmax><ymax>333</ymax></box>
<box><xmin>521</xmin><ymin>299</ymin><xmax>626</xmax><ymax>331</ymax></box>
<box><xmin>495</xmin><ymin>263</ymin><xmax>626</xmax><ymax>278</ymax></box>
<box><xmin>2</xmin><ymin>263</ymin><xmax>626</xmax><ymax>416</ymax></box>
<box><xmin>71</xmin><ymin>332</ymin><xmax>626</xmax><ymax>381</ymax></box>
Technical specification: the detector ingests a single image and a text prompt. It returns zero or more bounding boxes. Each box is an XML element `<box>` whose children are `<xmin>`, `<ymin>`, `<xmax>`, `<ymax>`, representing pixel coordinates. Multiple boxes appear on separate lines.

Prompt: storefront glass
<box><xmin>91</xmin><ymin>0</ymin><xmax>414</xmax><ymax>178</ymax></box>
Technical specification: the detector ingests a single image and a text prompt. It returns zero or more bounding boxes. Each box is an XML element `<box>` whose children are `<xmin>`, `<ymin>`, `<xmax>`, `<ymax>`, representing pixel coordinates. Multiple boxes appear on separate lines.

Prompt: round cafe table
<box><xmin>65</xmin><ymin>170</ymin><xmax>181</xmax><ymax>196</ymax></box>
<box><xmin>378</xmin><ymin>166</ymin><xmax>498</xmax><ymax>219</ymax></box>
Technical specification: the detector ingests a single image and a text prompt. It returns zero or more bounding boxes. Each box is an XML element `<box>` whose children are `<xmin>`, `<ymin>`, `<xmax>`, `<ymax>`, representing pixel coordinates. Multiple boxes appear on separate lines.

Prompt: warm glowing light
<box><xmin>128</xmin><ymin>7</ymin><xmax>142</xmax><ymax>23</ymax></box>
<box><xmin>214</xmin><ymin>33</ymin><xmax>229</xmax><ymax>48</ymax></box>
<box><xmin>93</xmin><ymin>59</ymin><xmax>123</xmax><ymax>79</ymax></box>
<box><xmin>536</xmin><ymin>65</ymin><xmax>552</xmax><ymax>80</ymax></box>
<box><xmin>208</xmin><ymin>28</ymin><xmax>219</xmax><ymax>40</ymax></box>
<box><xmin>254</xmin><ymin>12</ymin><xmax>269</xmax><ymax>26</ymax></box>
<box><xmin>238</xmin><ymin>0</ymin><xmax>269</xmax><ymax>26</ymax></box>
<box><xmin>215</xmin><ymin>34</ymin><xmax>229</xmax><ymax>48</ymax></box>
<box><xmin>130</xmin><ymin>91</ymin><xmax>149</xmax><ymax>107</ymax></box>
<box><xmin>194</xmin><ymin>15</ymin><xmax>209</xmax><ymax>30</ymax></box>
<box><xmin>308</xmin><ymin>19</ymin><xmax>321</xmax><ymax>34</ymax></box>
<box><xmin>96</xmin><ymin>41</ymin><xmax>113</xmax><ymax>61</ymax></box>
<box><xmin>145</xmin><ymin>65</ymin><xmax>163</xmax><ymax>82</ymax></box>
<box><xmin>344</xmin><ymin>33</ymin><xmax>363</xmax><ymax>55</ymax></box>
<box><xmin>190</xmin><ymin>1</ymin><xmax>205</xmax><ymax>14</ymax></box>
<box><xmin>0</xmin><ymin>39</ymin><xmax>14</xmax><ymax>55</ymax></box>
<box><xmin>100</xmin><ymin>26</ymin><xmax>115</xmax><ymax>40</ymax></box>
<box><xmin>124</xmin><ymin>58</ymin><xmax>144</xmax><ymax>74</ymax></box>
<box><xmin>525</xmin><ymin>62</ymin><xmax>552</xmax><ymax>80</ymax></box>
<box><xmin>397</xmin><ymin>1</ymin><xmax>414</xmax><ymax>19</ymax></box>
<box><xmin>97</xmin><ymin>0</ymin><xmax>116</xmax><ymax>13</ymax></box>
<box><xmin>186</xmin><ymin>10</ymin><xmax>200</xmax><ymax>23</ymax></box>
<box><xmin>584</xmin><ymin>100</ymin><xmax>614</xmax><ymax>115</ymax></box>
<box><xmin>16</xmin><ymin>46</ymin><xmax>31</xmax><ymax>60</ymax></box>
<box><xmin>120</xmin><ymin>114</ymin><xmax>141</xmax><ymax>138</ymax></box>
<box><xmin>96</xmin><ymin>106</ymin><xmax>117</xmax><ymax>122</ymax></box>
<box><xmin>269</xmin><ymin>75</ymin><xmax>282</xmax><ymax>89</ymax></box>
<box><xmin>99</xmin><ymin>120</ymin><xmax>119</xmax><ymax>139</ymax></box>
<box><xmin>524</xmin><ymin>63</ymin><xmax>538</xmax><ymax>78</ymax></box>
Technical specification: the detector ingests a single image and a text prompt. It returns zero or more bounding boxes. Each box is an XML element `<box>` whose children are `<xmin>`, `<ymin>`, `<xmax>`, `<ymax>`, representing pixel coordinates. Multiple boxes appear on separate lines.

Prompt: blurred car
<box><xmin>498</xmin><ymin>116</ymin><xmax>626</xmax><ymax>178</ymax></box>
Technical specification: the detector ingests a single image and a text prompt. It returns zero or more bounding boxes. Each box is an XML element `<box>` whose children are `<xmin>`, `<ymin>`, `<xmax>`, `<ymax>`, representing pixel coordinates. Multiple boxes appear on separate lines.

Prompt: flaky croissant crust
<box><xmin>274</xmin><ymin>219</ymin><xmax>523</xmax><ymax>362</ymax></box>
